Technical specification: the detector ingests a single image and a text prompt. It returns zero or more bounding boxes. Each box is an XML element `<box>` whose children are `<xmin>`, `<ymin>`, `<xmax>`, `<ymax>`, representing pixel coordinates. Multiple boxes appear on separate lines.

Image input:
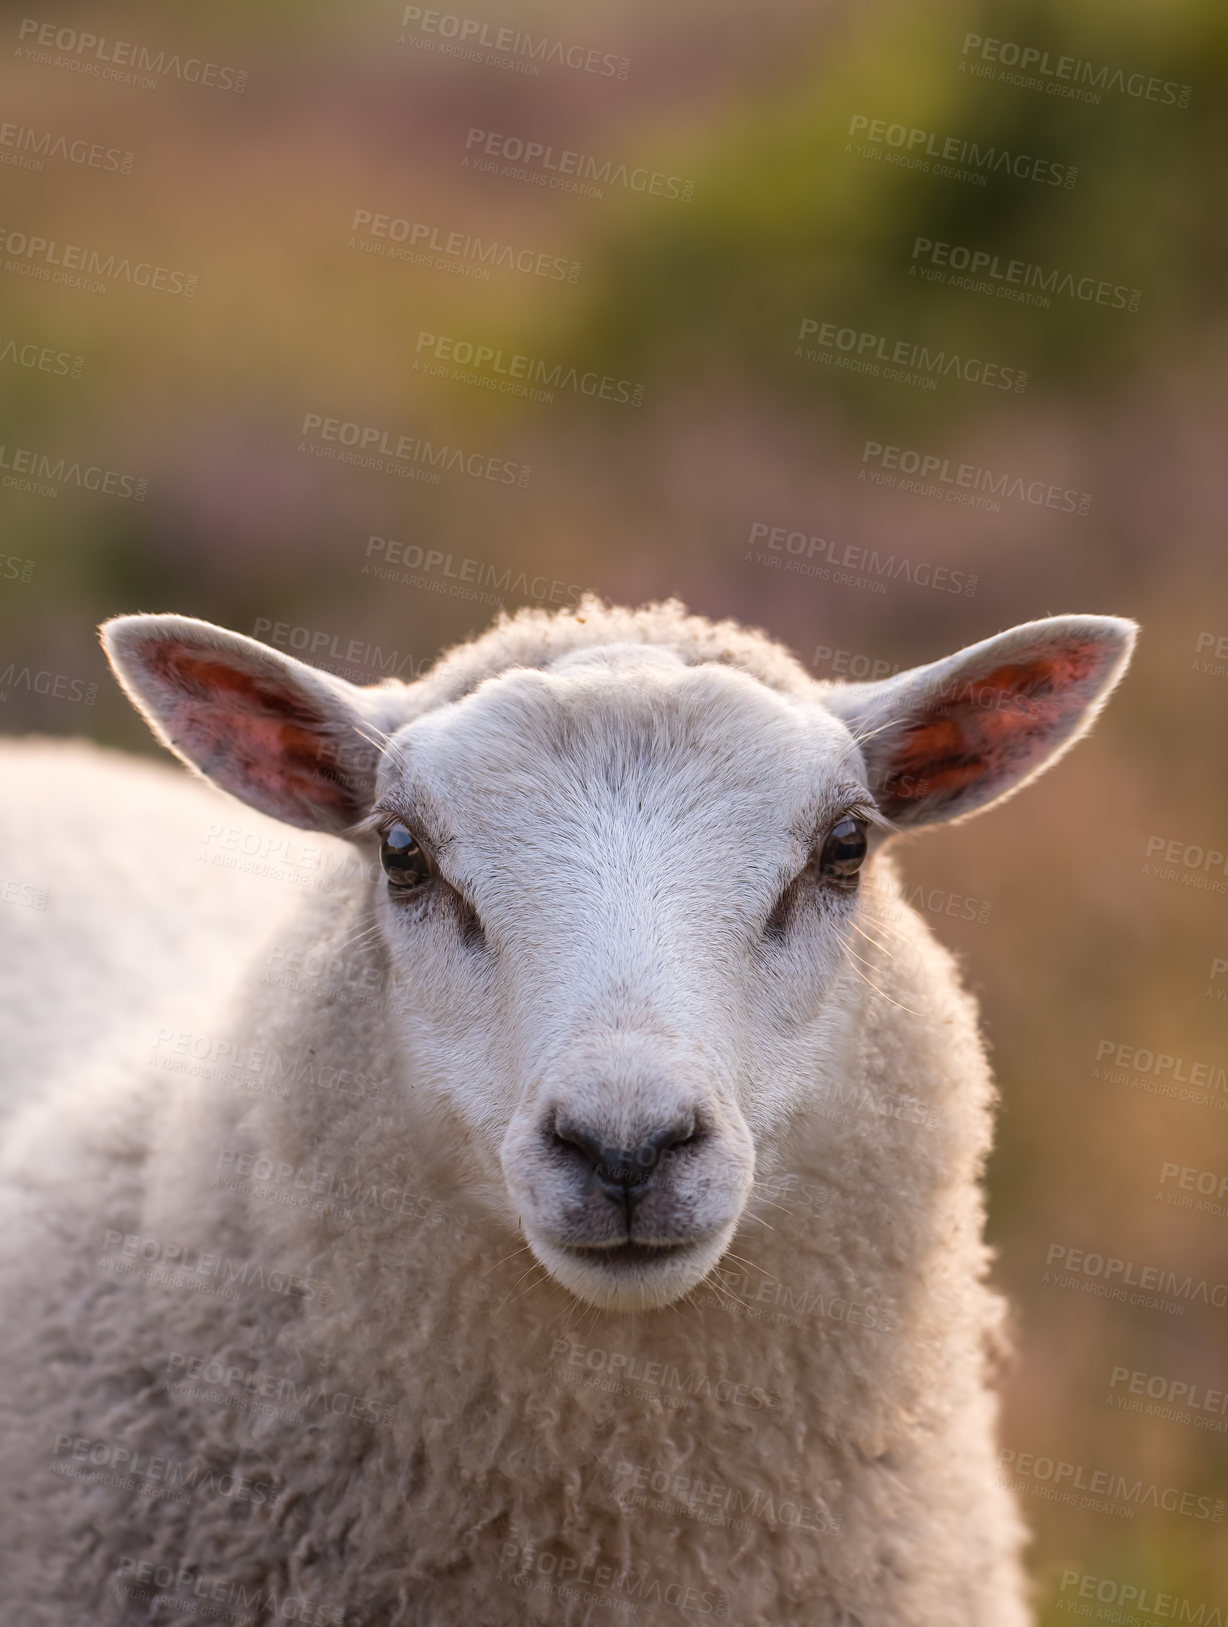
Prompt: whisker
<box><xmin>503</xmin><ymin>1275</ymin><xmax>550</xmax><ymax>1310</ymax></box>
<box><xmin>839</xmin><ymin>939</ymin><xmax>885</xmax><ymax>979</ymax></box>
<box><xmin>335</xmin><ymin>921</ymin><xmax>383</xmax><ymax>953</ymax></box>
<box><xmin>702</xmin><ymin>1270</ymin><xmax>751</xmax><ymax>1313</ymax></box>
<box><xmin>352</xmin><ymin>722</ymin><xmax>394</xmax><ymax>750</ymax></box>
<box><xmin>854</xmin><ymin>916</ymin><xmax>922</xmax><ymax>965</ymax></box>
<box><xmin>837</xmin><ymin>932</ymin><xmax>923</xmax><ymax>1016</ymax></box>
<box><xmin>842</xmin><ymin>705</ymin><xmax>905</xmax><ymax>751</ymax></box>
<box><xmin>554</xmin><ymin>1299</ymin><xmax>583</xmax><ymax>1339</ymax></box>
<box><xmin>335</xmin><ymin>908</ymin><xmax>379</xmax><ymax>936</ymax></box>
<box><xmin>745</xmin><ymin>1194</ymin><xmax>794</xmax><ymax>1217</ymax></box>
<box><xmin>576</xmin><ymin>1302</ymin><xmax>603</xmax><ymax>1340</ymax></box>
<box><xmin>850</xmin><ymin>920</ymin><xmax>903</xmax><ymax>953</ymax></box>
<box><xmin>857</xmin><ymin>908</ymin><xmax>914</xmax><ymax>948</ymax></box>
<box><xmin>721</xmin><ymin>1252</ymin><xmax>779</xmax><ymax>1283</ymax></box>
<box><xmin>500</xmin><ymin>1259</ymin><xmax>544</xmax><ymax>1298</ymax></box>
<box><xmin>555</xmin><ymin>1285</ymin><xmax>605</xmax><ymax>1341</ymax></box>
<box><xmin>500</xmin><ymin>1265</ymin><xmax>550</xmax><ymax>1310</ymax></box>
<box><xmin>481</xmin><ymin>1243</ymin><xmax>534</xmax><ymax>1280</ymax></box>
<box><xmin>848</xmin><ymin>920</ymin><xmax>901</xmax><ymax>962</ymax></box>
<box><xmin>578</xmin><ymin>1300</ymin><xmax>606</xmax><ymax>1338</ymax></box>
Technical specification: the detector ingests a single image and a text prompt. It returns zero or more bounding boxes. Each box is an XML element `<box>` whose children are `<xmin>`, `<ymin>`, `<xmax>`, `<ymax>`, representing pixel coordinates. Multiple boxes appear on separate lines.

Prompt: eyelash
<box><xmin>376</xmin><ymin>819</ymin><xmax>486</xmax><ymax>947</ymax></box>
<box><xmin>763</xmin><ymin>809</ymin><xmax>872</xmax><ymax>940</ymax></box>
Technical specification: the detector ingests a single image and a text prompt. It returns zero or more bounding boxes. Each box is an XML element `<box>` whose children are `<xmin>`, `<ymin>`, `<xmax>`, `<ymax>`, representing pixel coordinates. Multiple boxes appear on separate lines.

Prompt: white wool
<box><xmin>0</xmin><ymin>596</ymin><xmax>1135</xmax><ymax>1625</ymax></box>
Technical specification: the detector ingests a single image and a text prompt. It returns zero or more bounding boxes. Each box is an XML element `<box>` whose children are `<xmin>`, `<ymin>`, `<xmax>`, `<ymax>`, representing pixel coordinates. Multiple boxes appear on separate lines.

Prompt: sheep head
<box><xmin>102</xmin><ymin>605</ymin><xmax>1135</xmax><ymax>1313</ymax></box>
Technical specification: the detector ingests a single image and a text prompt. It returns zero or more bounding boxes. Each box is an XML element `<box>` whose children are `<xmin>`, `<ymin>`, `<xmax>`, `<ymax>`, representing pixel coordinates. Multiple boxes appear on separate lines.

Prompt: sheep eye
<box><xmin>818</xmin><ymin>815</ymin><xmax>868</xmax><ymax>887</ymax></box>
<box><xmin>381</xmin><ymin>822</ymin><xmax>432</xmax><ymax>889</ymax></box>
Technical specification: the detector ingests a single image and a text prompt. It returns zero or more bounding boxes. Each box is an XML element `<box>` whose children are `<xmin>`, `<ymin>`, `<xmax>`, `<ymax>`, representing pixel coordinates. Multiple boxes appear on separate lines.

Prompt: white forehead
<box><xmin>378</xmin><ymin>643</ymin><xmax>859</xmax><ymax>863</ymax></box>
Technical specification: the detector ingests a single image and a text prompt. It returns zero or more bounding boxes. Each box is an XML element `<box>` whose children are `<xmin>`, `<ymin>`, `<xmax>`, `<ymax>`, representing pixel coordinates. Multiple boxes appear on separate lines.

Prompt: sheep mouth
<box><xmin>530</xmin><ymin>1225</ymin><xmax>738</xmax><ymax>1309</ymax></box>
<box><xmin>561</xmin><ymin>1240</ymin><xmax>700</xmax><ymax>1270</ymax></box>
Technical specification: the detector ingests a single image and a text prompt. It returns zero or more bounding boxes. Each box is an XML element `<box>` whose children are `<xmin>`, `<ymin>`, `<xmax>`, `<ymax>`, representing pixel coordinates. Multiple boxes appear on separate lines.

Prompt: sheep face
<box><xmin>372</xmin><ymin>646</ymin><xmax>875</xmax><ymax>1312</ymax></box>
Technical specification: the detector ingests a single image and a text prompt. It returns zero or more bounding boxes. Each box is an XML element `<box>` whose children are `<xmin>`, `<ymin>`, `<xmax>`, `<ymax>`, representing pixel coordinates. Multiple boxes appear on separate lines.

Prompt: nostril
<box><xmin>656</xmin><ymin>1116</ymin><xmax>700</xmax><ymax>1154</ymax></box>
<box><xmin>550</xmin><ymin>1119</ymin><xmax>609</xmax><ymax>1173</ymax></box>
<box><xmin>549</xmin><ymin>1113</ymin><xmax>703</xmax><ymax>1190</ymax></box>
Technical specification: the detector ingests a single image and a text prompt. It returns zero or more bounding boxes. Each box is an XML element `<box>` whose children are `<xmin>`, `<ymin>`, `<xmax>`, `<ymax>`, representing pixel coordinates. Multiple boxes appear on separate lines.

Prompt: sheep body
<box><xmin>0</xmin><ymin>738</ymin><xmax>303</xmax><ymax>1118</ymax></box>
<box><xmin>0</xmin><ymin>599</ymin><xmax>1076</xmax><ymax>1626</ymax></box>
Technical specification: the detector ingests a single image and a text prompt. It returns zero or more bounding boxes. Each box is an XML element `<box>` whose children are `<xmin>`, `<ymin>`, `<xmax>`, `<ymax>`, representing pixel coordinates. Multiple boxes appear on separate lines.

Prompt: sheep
<box><xmin>0</xmin><ymin>737</ymin><xmax>305</xmax><ymax>1119</ymax></box>
<box><xmin>0</xmin><ymin>595</ymin><xmax>1136</xmax><ymax>1627</ymax></box>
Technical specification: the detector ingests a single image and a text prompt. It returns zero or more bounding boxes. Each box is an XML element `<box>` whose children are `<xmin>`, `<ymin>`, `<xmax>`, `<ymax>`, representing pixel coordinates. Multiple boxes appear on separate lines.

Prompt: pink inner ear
<box><xmin>147</xmin><ymin>644</ymin><xmax>322</xmax><ymax>726</ymax></box>
<box><xmin>202</xmin><ymin>713</ymin><xmax>357</xmax><ymax>813</ymax></box>
<box><xmin>882</xmin><ymin>645</ymin><xmax>1103</xmax><ymax>813</ymax></box>
<box><xmin>147</xmin><ymin>641</ymin><xmax>358</xmax><ymax>818</ymax></box>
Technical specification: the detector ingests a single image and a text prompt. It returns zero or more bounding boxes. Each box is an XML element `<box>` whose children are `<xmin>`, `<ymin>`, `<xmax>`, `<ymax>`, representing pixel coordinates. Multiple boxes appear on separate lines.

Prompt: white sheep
<box><xmin>0</xmin><ymin>597</ymin><xmax>1135</xmax><ymax>1626</ymax></box>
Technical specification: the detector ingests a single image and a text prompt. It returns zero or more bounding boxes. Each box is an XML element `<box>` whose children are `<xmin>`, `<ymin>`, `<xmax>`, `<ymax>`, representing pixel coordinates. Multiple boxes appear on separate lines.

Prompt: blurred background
<box><xmin>1</xmin><ymin>0</ymin><xmax>1225</xmax><ymax>1613</ymax></box>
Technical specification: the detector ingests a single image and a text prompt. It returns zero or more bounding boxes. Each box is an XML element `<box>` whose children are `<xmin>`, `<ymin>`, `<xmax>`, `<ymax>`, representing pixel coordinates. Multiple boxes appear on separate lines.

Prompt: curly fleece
<box><xmin>0</xmin><ymin>596</ymin><xmax>1126</xmax><ymax>1627</ymax></box>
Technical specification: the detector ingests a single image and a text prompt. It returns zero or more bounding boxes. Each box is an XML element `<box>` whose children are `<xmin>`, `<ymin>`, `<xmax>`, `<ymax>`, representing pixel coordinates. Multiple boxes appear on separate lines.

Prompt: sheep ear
<box><xmin>100</xmin><ymin>614</ymin><xmax>391</xmax><ymax>834</ymax></box>
<box><xmin>823</xmin><ymin>614</ymin><xmax>1137</xmax><ymax>828</ymax></box>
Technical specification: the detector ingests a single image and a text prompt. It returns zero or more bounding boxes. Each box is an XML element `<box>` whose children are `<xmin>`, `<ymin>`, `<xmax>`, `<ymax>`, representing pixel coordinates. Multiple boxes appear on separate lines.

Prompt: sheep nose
<box><xmin>552</xmin><ymin>1114</ymin><xmax>698</xmax><ymax>1207</ymax></box>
